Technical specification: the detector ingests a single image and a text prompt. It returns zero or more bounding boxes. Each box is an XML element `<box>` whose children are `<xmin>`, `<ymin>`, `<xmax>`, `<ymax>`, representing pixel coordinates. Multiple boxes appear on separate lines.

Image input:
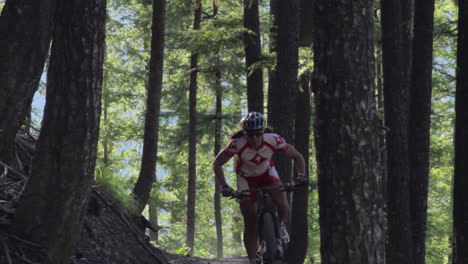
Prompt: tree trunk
<box><xmin>452</xmin><ymin>0</ymin><xmax>468</xmax><ymax>263</ymax></box>
<box><xmin>381</xmin><ymin>0</ymin><xmax>415</xmax><ymax>263</ymax></box>
<box><xmin>214</xmin><ymin>67</ymin><xmax>224</xmax><ymax>258</ymax></box>
<box><xmin>287</xmin><ymin>72</ymin><xmax>311</xmax><ymax>264</ymax></box>
<box><xmin>312</xmin><ymin>0</ymin><xmax>385</xmax><ymax>263</ymax></box>
<box><xmin>243</xmin><ymin>0</ymin><xmax>264</xmax><ymax>113</ymax></box>
<box><xmin>267</xmin><ymin>0</ymin><xmax>299</xmax><ymax>184</ymax></box>
<box><xmin>149</xmin><ymin>198</ymin><xmax>159</xmax><ymax>241</ymax></box>
<box><xmin>132</xmin><ymin>0</ymin><xmax>166</xmax><ymax>214</ymax></box>
<box><xmin>13</xmin><ymin>0</ymin><xmax>106</xmax><ymax>262</ymax></box>
<box><xmin>102</xmin><ymin>81</ymin><xmax>111</xmax><ymax>166</ymax></box>
<box><xmin>186</xmin><ymin>0</ymin><xmax>202</xmax><ymax>255</ymax></box>
<box><xmin>0</xmin><ymin>0</ymin><xmax>56</xmax><ymax>164</ymax></box>
<box><xmin>376</xmin><ymin>55</ymin><xmax>387</xmax><ymax>202</ymax></box>
<box><xmin>299</xmin><ymin>0</ymin><xmax>313</xmax><ymax>47</ymax></box>
<box><xmin>409</xmin><ymin>1</ymin><xmax>434</xmax><ymax>263</ymax></box>
<box><xmin>211</xmin><ymin>2</ymin><xmax>223</xmax><ymax>257</ymax></box>
<box><xmin>267</xmin><ymin>0</ymin><xmax>278</xmax><ymax>120</ymax></box>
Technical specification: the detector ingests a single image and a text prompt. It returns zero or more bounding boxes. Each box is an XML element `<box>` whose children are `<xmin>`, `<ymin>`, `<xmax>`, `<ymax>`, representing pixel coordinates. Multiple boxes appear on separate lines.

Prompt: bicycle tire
<box><xmin>261</xmin><ymin>213</ymin><xmax>282</xmax><ymax>264</ymax></box>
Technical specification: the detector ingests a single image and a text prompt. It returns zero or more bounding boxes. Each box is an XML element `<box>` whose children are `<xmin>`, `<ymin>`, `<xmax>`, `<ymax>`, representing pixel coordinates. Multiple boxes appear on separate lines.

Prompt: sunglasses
<box><xmin>246</xmin><ymin>131</ymin><xmax>263</xmax><ymax>137</ymax></box>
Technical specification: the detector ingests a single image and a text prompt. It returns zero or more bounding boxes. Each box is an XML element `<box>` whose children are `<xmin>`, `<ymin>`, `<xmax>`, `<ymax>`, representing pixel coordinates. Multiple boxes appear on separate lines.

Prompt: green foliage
<box><xmin>95</xmin><ymin>165</ymin><xmax>140</xmax><ymax>215</ymax></box>
<box><xmin>100</xmin><ymin>0</ymin><xmax>253</xmax><ymax>257</ymax></box>
<box><xmin>96</xmin><ymin>0</ymin><xmax>459</xmax><ymax>261</ymax></box>
<box><xmin>425</xmin><ymin>1</ymin><xmax>457</xmax><ymax>263</ymax></box>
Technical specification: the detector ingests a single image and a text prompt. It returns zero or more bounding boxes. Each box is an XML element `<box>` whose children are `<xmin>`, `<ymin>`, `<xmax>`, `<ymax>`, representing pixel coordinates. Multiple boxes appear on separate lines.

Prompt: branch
<box><xmin>0</xmin><ymin>161</ymin><xmax>26</xmax><ymax>180</ymax></box>
<box><xmin>2</xmin><ymin>240</ymin><xmax>13</xmax><ymax>264</ymax></box>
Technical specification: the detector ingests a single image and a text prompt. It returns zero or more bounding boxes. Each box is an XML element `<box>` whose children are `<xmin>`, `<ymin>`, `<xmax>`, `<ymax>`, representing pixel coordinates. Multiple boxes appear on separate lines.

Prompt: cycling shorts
<box><xmin>237</xmin><ymin>167</ymin><xmax>282</xmax><ymax>206</ymax></box>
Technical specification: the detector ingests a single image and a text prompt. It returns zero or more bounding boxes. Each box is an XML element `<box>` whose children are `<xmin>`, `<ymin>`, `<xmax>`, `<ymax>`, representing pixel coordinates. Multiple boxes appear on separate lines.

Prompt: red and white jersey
<box><xmin>223</xmin><ymin>133</ymin><xmax>289</xmax><ymax>177</ymax></box>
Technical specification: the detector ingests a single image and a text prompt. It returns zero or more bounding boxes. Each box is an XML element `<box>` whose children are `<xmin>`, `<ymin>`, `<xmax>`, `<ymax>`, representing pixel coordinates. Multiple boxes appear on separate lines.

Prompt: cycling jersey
<box><xmin>222</xmin><ymin>133</ymin><xmax>289</xmax><ymax>177</ymax></box>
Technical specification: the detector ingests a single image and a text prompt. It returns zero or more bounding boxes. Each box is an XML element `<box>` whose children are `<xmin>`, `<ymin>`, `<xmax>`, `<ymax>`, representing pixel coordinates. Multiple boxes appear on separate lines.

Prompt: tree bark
<box><xmin>243</xmin><ymin>0</ymin><xmax>264</xmax><ymax>113</ymax></box>
<box><xmin>13</xmin><ymin>0</ymin><xmax>106</xmax><ymax>262</ymax></box>
<box><xmin>453</xmin><ymin>0</ymin><xmax>468</xmax><ymax>263</ymax></box>
<box><xmin>376</xmin><ymin>55</ymin><xmax>387</xmax><ymax>202</ymax></box>
<box><xmin>186</xmin><ymin>0</ymin><xmax>201</xmax><ymax>255</ymax></box>
<box><xmin>149</xmin><ymin>198</ymin><xmax>159</xmax><ymax>241</ymax></box>
<box><xmin>267</xmin><ymin>0</ymin><xmax>279</xmax><ymax>121</ymax></box>
<box><xmin>287</xmin><ymin>72</ymin><xmax>311</xmax><ymax>264</ymax></box>
<box><xmin>381</xmin><ymin>0</ymin><xmax>415</xmax><ymax>263</ymax></box>
<box><xmin>0</xmin><ymin>0</ymin><xmax>56</xmax><ymax>164</ymax></box>
<box><xmin>211</xmin><ymin>2</ymin><xmax>223</xmax><ymax>257</ymax></box>
<box><xmin>299</xmin><ymin>0</ymin><xmax>313</xmax><ymax>47</ymax></box>
<box><xmin>214</xmin><ymin>67</ymin><xmax>224</xmax><ymax>258</ymax></box>
<box><xmin>267</xmin><ymin>0</ymin><xmax>299</xmax><ymax>184</ymax></box>
<box><xmin>132</xmin><ymin>0</ymin><xmax>166</xmax><ymax>214</ymax></box>
<box><xmin>312</xmin><ymin>0</ymin><xmax>385</xmax><ymax>263</ymax></box>
<box><xmin>409</xmin><ymin>1</ymin><xmax>434</xmax><ymax>263</ymax></box>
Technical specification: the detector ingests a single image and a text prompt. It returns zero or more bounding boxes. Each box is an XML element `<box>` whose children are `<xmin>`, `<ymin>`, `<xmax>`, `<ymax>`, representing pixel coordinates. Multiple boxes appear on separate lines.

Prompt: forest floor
<box><xmin>168</xmin><ymin>254</ymin><xmax>250</xmax><ymax>264</ymax></box>
<box><xmin>0</xmin><ymin>164</ymin><xmax>250</xmax><ymax>264</ymax></box>
<box><xmin>0</xmin><ymin>132</ymin><xmax>250</xmax><ymax>264</ymax></box>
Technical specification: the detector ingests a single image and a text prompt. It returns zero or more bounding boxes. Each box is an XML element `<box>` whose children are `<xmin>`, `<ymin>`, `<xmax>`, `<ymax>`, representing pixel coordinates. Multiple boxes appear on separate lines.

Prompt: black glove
<box><xmin>296</xmin><ymin>173</ymin><xmax>308</xmax><ymax>185</ymax></box>
<box><xmin>220</xmin><ymin>185</ymin><xmax>235</xmax><ymax>197</ymax></box>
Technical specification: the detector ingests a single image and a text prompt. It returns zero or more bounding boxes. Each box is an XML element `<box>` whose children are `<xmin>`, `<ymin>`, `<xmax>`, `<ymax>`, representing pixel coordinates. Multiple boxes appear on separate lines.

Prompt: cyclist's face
<box><xmin>246</xmin><ymin>132</ymin><xmax>263</xmax><ymax>147</ymax></box>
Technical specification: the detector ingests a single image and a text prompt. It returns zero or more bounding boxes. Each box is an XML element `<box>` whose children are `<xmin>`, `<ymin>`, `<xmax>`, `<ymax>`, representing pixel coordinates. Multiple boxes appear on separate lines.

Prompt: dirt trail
<box><xmin>202</xmin><ymin>257</ymin><xmax>249</xmax><ymax>263</ymax></box>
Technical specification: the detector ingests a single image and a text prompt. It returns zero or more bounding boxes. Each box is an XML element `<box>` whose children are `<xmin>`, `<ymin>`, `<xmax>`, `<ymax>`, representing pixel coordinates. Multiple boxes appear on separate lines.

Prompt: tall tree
<box><xmin>409</xmin><ymin>0</ymin><xmax>435</xmax><ymax>263</ymax></box>
<box><xmin>211</xmin><ymin>0</ymin><xmax>224</xmax><ymax>258</ymax></box>
<box><xmin>132</xmin><ymin>0</ymin><xmax>167</xmax><ymax>213</ymax></box>
<box><xmin>312</xmin><ymin>0</ymin><xmax>385</xmax><ymax>263</ymax></box>
<box><xmin>186</xmin><ymin>0</ymin><xmax>202</xmax><ymax>255</ymax></box>
<box><xmin>453</xmin><ymin>0</ymin><xmax>468</xmax><ymax>263</ymax></box>
<box><xmin>0</xmin><ymin>0</ymin><xmax>56</xmax><ymax>164</ymax></box>
<box><xmin>243</xmin><ymin>0</ymin><xmax>263</xmax><ymax>113</ymax></box>
<box><xmin>13</xmin><ymin>0</ymin><xmax>106</xmax><ymax>262</ymax></box>
<box><xmin>213</xmin><ymin>67</ymin><xmax>224</xmax><ymax>258</ymax></box>
<box><xmin>376</xmin><ymin>51</ymin><xmax>387</xmax><ymax>202</ymax></box>
<box><xmin>148</xmin><ymin>197</ymin><xmax>159</xmax><ymax>241</ymax></box>
<box><xmin>287</xmin><ymin>72</ymin><xmax>311</xmax><ymax>264</ymax></box>
<box><xmin>267</xmin><ymin>0</ymin><xmax>279</xmax><ymax>119</ymax></box>
<box><xmin>267</xmin><ymin>0</ymin><xmax>299</xmax><ymax>183</ymax></box>
<box><xmin>299</xmin><ymin>0</ymin><xmax>313</xmax><ymax>47</ymax></box>
<box><xmin>381</xmin><ymin>0</ymin><xmax>415</xmax><ymax>262</ymax></box>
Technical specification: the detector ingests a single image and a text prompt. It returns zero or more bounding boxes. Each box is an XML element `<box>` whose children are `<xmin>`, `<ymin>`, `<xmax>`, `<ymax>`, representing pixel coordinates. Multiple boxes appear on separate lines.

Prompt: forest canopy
<box><xmin>0</xmin><ymin>0</ymin><xmax>464</xmax><ymax>263</ymax></box>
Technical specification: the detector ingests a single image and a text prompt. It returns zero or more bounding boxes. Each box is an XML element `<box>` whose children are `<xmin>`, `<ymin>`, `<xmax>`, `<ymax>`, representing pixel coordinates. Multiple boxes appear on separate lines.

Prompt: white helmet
<box><xmin>241</xmin><ymin>112</ymin><xmax>266</xmax><ymax>134</ymax></box>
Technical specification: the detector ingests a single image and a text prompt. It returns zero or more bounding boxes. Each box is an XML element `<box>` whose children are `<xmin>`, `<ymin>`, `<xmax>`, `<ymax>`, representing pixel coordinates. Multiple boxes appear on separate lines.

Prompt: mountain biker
<box><xmin>212</xmin><ymin>112</ymin><xmax>307</xmax><ymax>264</ymax></box>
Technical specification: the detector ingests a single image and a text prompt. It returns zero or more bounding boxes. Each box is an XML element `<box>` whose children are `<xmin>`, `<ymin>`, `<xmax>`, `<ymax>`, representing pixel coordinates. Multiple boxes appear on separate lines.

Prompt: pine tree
<box><xmin>186</xmin><ymin>0</ymin><xmax>202</xmax><ymax>255</ymax></box>
<box><xmin>409</xmin><ymin>0</ymin><xmax>435</xmax><ymax>263</ymax></box>
<box><xmin>0</xmin><ymin>0</ymin><xmax>56</xmax><ymax>164</ymax></box>
<box><xmin>13</xmin><ymin>0</ymin><xmax>106</xmax><ymax>262</ymax></box>
<box><xmin>452</xmin><ymin>0</ymin><xmax>468</xmax><ymax>262</ymax></box>
<box><xmin>243</xmin><ymin>0</ymin><xmax>263</xmax><ymax>113</ymax></box>
<box><xmin>313</xmin><ymin>0</ymin><xmax>385</xmax><ymax>262</ymax></box>
<box><xmin>381</xmin><ymin>0</ymin><xmax>415</xmax><ymax>262</ymax></box>
<box><xmin>132</xmin><ymin>0</ymin><xmax>167</xmax><ymax>214</ymax></box>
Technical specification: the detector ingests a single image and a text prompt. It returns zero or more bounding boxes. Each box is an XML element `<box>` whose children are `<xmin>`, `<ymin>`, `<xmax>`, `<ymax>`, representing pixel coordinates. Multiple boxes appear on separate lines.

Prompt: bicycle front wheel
<box><xmin>260</xmin><ymin>213</ymin><xmax>282</xmax><ymax>263</ymax></box>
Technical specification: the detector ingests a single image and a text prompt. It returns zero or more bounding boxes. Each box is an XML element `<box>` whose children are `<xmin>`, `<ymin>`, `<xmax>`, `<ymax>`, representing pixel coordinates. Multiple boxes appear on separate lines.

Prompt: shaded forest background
<box><xmin>0</xmin><ymin>0</ymin><xmax>466</xmax><ymax>263</ymax></box>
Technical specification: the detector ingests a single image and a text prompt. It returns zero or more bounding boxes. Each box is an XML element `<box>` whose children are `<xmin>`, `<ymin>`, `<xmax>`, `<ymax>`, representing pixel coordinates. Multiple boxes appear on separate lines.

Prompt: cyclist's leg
<box><xmin>269</xmin><ymin>187</ymin><xmax>289</xmax><ymax>221</ymax></box>
<box><xmin>237</xmin><ymin>175</ymin><xmax>260</xmax><ymax>264</ymax></box>
<box><xmin>265</xmin><ymin>167</ymin><xmax>290</xmax><ymax>248</ymax></box>
<box><xmin>265</xmin><ymin>167</ymin><xmax>289</xmax><ymax>221</ymax></box>
<box><xmin>240</xmin><ymin>201</ymin><xmax>258</xmax><ymax>264</ymax></box>
<box><xmin>269</xmin><ymin>188</ymin><xmax>290</xmax><ymax>246</ymax></box>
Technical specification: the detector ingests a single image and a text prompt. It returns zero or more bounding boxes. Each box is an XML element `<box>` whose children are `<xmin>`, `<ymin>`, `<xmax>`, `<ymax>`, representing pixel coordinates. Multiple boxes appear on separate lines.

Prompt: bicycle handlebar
<box><xmin>227</xmin><ymin>183</ymin><xmax>308</xmax><ymax>200</ymax></box>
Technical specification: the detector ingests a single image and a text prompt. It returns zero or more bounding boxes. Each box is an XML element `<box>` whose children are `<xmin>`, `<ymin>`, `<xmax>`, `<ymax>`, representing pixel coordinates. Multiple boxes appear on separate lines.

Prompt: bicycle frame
<box><xmin>255</xmin><ymin>187</ymin><xmax>282</xmax><ymax>264</ymax></box>
<box><xmin>232</xmin><ymin>184</ymin><xmax>304</xmax><ymax>264</ymax></box>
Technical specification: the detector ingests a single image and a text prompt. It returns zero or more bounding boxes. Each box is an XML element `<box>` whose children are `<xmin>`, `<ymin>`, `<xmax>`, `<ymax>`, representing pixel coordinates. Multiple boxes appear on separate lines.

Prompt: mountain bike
<box><xmin>230</xmin><ymin>183</ymin><xmax>306</xmax><ymax>264</ymax></box>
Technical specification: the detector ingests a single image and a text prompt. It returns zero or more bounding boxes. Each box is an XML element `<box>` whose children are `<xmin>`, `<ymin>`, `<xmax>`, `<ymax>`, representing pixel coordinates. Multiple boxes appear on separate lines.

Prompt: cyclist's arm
<box><xmin>212</xmin><ymin>150</ymin><xmax>232</xmax><ymax>187</ymax></box>
<box><xmin>283</xmin><ymin>144</ymin><xmax>307</xmax><ymax>179</ymax></box>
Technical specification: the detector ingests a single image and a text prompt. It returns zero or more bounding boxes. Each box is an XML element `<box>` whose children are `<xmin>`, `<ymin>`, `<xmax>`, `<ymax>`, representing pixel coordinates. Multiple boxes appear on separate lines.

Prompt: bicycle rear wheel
<box><xmin>260</xmin><ymin>213</ymin><xmax>282</xmax><ymax>264</ymax></box>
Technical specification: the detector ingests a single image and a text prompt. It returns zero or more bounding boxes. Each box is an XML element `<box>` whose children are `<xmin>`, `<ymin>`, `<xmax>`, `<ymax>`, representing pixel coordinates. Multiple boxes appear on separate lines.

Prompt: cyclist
<box><xmin>212</xmin><ymin>112</ymin><xmax>307</xmax><ymax>264</ymax></box>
